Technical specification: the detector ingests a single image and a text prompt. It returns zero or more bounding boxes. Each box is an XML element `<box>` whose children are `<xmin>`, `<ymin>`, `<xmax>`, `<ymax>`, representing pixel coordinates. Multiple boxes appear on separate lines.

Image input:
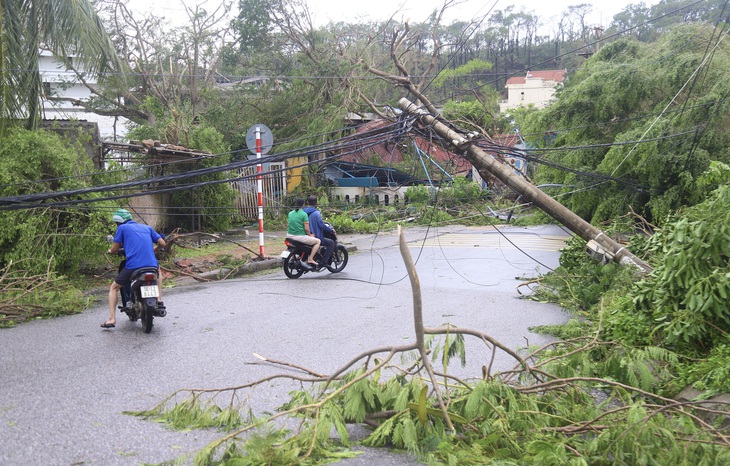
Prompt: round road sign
<box><xmin>246</xmin><ymin>124</ymin><xmax>274</xmax><ymax>155</ymax></box>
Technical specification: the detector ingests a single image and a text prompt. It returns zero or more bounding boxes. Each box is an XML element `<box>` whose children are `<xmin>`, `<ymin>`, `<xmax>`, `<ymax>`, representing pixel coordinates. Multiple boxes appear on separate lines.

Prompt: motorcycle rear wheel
<box><xmin>283</xmin><ymin>251</ymin><xmax>305</xmax><ymax>279</ymax></box>
<box><xmin>142</xmin><ymin>307</ymin><xmax>154</xmax><ymax>333</ymax></box>
<box><xmin>326</xmin><ymin>245</ymin><xmax>348</xmax><ymax>273</ymax></box>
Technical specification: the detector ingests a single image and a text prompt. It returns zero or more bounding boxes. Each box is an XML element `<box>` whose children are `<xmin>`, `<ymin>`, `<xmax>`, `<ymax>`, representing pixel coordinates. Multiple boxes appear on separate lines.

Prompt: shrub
<box><xmin>0</xmin><ymin>128</ymin><xmax>112</xmax><ymax>275</ymax></box>
<box><xmin>632</xmin><ymin>183</ymin><xmax>730</xmax><ymax>352</ymax></box>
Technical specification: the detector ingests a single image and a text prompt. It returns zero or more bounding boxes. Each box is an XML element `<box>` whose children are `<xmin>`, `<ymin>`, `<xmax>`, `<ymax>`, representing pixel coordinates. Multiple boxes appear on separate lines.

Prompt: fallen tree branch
<box><xmin>398</xmin><ymin>225</ymin><xmax>455</xmax><ymax>431</ymax></box>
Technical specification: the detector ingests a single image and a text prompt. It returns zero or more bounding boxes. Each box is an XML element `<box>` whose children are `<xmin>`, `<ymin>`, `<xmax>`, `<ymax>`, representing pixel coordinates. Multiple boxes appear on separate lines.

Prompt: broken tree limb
<box><xmin>398</xmin><ymin>225</ymin><xmax>455</xmax><ymax>431</ymax></box>
<box><xmin>398</xmin><ymin>97</ymin><xmax>652</xmax><ymax>274</ymax></box>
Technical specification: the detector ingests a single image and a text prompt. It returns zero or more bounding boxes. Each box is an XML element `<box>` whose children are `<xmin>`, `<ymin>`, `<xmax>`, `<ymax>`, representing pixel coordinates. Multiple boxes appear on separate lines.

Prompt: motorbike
<box><xmin>112</xmin><ymin>245</ymin><xmax>166</xmax><ymax>333</ymax></box>
<box><xmin>281</xmin><ymin>223</ymin><xmax>349</xmax><ymax>279</ymax></box>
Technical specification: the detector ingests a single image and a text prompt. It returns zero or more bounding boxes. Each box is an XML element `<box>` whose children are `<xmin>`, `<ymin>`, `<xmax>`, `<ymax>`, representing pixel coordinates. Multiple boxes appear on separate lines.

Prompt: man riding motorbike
<box><xmin>102</xmin><ymin>209</ymin><xmax>166</xmax><ymax>329</ymax></box>
<box><xmin>303</xmin><ymin>195</ymin><xmax>336</xmax><ymax>266</ymax></box>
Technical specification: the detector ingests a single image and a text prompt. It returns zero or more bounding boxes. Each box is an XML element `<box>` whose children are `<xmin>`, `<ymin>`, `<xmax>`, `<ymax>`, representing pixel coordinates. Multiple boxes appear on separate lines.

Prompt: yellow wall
<box><xmin>285</xmin><ymin>155</ymin><xmax>308</xmax><ymax>193</ymax></box>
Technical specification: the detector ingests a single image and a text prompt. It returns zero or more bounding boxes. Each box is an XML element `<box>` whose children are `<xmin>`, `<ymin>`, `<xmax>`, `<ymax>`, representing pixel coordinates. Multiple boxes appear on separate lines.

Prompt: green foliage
<box><xmin>528</xmin><ymin>165</ymin><xmax>730</xmax><ymax>395</ymax></box>
<box><xmin>125</xmin><ymin>397</ymin><xmax>244</xmax><ymax>431</ymax></box>
<box><xmin>440</xmin><ymin>86</ymin><xmax>504</xmax><ymax>134</ymax></box>
<box><xmin>164</xmin><ymin>126</ymin><xmax>239</xmax><ymax>232</ymax></box>
<box><xmin>428</xmin><ymin>332</ymin><xmax>467</xmax><ymax>372</ymax></box>
<box><xmin>632</xmin><ymin>183</ymin><xmax>730</xmax><ymax>351</ymax></box>
<box><xmin>522</xmin><ymin>25</ymin><xmax>730</xmax><ymax>223</ymax></box>
<box><xmin>404</xmin><ymin>185</ymin><xmax>433</xmax><ymax>204</ymax></box>
<box><xmin>432</xmin><ymin>59</ymin><xmax>493</xmax><ymax>89</ymax></box>
<box><xmin>419</xmin><ymin>206</ymin><xmax>454</xmax><ymax>225</ymax></box>
<box><xmin>0</xmin><ymin>128</ymin><xmax>112</xmax><ymax>275</ymax></box>
<box><xmin>0</xmin><ymin>0</ymin><xmax>123</xmax><ymax>132</ymax></box>
<box><xmin>531</xmin><ymin>236</ymin><xmax>639</xmax><ymax>314</ymax></box>
<box><xmin>439</xmin><ymin>177</ymin><xmax>490</xmax><ymax>205</ymax></box>
<box><xmin>435</xmin><ymin>59</ymin><xmax>504</xmax><ymax>133</ymax></box>
<box><xmin>679</xmin><ymin>337</ymin><xmax>730</xmax><ymax>395</ymax></box>
<box><xmin>0</xmin><ymin>258</ymin><xmax>93</xmax><ymax>328</ymax></box>
<box><xmin>402</xmin><ymin>178</ymin><xmax>490</xmax><ymax>226</ymax></box>
<box><xmin>510</xmin><ymin>208</ymin><xmax>555</xmax><ymax>227</ymax></box>
<box><xmin>135</xmin><ymin>326</ymin><xmax>730</xmax><ymax>466</ymax></box>
<box><xmin>326</xmin><ymin>212</ymin><xmax>395</xmax><ymax>234</ymax></box>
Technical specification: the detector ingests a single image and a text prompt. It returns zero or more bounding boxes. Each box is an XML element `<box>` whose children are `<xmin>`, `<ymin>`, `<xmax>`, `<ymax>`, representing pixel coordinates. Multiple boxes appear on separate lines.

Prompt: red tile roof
<box><xmin>505</xmin><ymin>69</ymin><xmax>566</xmax><ymax>86</ymax></box>
<box><xmin>338</xmin><ymin>119</ymin><xmax>473</xmax><ymax>175</ymax></box>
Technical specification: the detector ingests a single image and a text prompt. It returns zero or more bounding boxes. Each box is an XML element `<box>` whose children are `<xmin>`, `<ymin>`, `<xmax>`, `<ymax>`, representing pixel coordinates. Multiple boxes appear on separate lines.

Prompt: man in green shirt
<box><xmin>287</xmin><ymin>197</ymin><xmax>320</xmax><ymax>267</ymax></box>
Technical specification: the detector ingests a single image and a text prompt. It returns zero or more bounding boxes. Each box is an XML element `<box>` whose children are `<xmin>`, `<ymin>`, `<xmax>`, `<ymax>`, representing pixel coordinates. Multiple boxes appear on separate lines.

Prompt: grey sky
<box><xmin>127</xmin><ymin>0</ymin><xmax>660</xmax><ymax>29</ymax></box>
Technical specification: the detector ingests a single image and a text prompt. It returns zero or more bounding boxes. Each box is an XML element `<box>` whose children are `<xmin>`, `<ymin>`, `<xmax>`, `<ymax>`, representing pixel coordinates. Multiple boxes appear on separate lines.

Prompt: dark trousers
<box><xmin>320</xmin><ymin>237</ymin><xmax>335</xmax><ymax>264</ymax></box>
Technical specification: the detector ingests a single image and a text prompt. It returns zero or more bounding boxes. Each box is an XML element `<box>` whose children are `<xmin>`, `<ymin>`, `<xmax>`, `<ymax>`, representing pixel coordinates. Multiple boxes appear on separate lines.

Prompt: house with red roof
<box><xmin>499</xmin><ymin>69</ymin><xmax>567</xmax><ymax>113</ymax></box>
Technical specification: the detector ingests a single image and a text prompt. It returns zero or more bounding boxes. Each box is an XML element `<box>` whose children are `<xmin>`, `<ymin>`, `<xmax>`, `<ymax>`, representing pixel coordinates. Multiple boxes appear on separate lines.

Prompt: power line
<box><xmin>0</xmin><ymin>118</ymin><xmax>415</xmax><ymax>210</ymax></box>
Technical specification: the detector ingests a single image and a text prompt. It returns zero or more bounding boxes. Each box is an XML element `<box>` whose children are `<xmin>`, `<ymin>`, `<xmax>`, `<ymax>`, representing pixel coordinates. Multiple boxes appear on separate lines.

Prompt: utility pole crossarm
<box><xmin>398</xmin><ymin>98</ymin><xmax>652</xmax><ymax>274</ymax></box>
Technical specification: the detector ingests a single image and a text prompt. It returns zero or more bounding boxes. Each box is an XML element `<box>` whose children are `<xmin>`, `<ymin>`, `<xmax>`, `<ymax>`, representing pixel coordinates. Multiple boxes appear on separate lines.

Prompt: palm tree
<box><xmin>0</xmin><ymin>0</ymin><xmax>123</xmax><ymax>133</ymax></box>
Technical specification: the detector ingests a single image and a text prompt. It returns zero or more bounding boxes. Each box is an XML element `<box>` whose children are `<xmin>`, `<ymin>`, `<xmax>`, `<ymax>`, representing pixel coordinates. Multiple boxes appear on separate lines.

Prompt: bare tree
<box><xmin>48</xmin><ymin>0</ymin><xmax>232</xmax><ymax>143</ymax></box>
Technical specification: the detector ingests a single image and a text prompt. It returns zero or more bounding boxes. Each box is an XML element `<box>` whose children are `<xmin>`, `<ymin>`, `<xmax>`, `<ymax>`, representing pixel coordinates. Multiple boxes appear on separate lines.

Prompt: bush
<box><xmin>404</xmin><ymin>185</ymin><xmax>432</xmax><ymax>204</ymax></box>
<box><xmin>326</xmin><ymin>212</ymin><xmax>384</xmax><ymax>234</ymax></box>
<box><xmin>632</xmin><ymin>183</ymin><xmax>730</xmax><ymax>352</ymax></box>
<box><xmin>0</xmin><ymin>128</ymin><xmax>112</xmax><ymax>275</ymax></box>
<box><xmin>165</xmin><ymin>126</ymin><xmax>239</xmax><ymax>231</ymax></box>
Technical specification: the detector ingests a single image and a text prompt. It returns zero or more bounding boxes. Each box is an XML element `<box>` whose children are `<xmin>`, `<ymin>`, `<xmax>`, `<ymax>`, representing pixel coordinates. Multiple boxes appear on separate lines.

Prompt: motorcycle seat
<box><xmin>286</xmin><ymin>239</ymin><xmax>313</xmax><ymax>250</ymax></box>
<box><xmin>129</xmin><ymin>266</ymin><xmax>159</xmax><ymax>281</ymax></box>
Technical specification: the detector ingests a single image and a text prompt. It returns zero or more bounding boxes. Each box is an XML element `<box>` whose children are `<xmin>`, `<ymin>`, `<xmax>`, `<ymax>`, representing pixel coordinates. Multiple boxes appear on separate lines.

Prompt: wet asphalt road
<box><xmin>0</xmin><ymin>225</ymin><xmax>572</xmax><ymax>465</ymax></box>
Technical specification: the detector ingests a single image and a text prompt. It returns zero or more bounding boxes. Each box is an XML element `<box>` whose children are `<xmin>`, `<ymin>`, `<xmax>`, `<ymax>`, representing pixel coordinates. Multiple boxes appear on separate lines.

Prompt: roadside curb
<box><xmin>85</xmin><ymin>243</ymin><xmax>358</xmax><ymax>297</ymax></box>
<box><xmin>185</xmin><ymin>257</ymin><xmax>281</xmax><ymax>283</ymax></box>
<box><xmin>174</xmin><ymin>243</ymin><xmax>358</xmax><ymax>285</ymax></box>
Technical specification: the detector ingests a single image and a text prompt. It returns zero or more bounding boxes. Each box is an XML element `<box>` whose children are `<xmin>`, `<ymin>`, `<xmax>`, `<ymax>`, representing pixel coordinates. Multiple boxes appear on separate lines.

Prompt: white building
<box><xmin>499</xmin><ymin>69</ymin><xmax>567</xmax><ymax>113</ymax></box>
<box><xmin>39</xmin><ymin>50</ymin><xmax>130</xmax><ymax>141</ymax></box>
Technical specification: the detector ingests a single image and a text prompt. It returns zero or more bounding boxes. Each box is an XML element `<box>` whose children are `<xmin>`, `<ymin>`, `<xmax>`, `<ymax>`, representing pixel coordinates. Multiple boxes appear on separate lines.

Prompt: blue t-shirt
<box><xmin>113</xmin><ymin>221</ymin><xmax>162</xmax><ymax>270</ymax></box>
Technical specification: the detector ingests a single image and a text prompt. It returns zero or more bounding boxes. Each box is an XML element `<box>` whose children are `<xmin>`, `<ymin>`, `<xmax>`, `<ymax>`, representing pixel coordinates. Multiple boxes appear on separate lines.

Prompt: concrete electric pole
<box><xmin>398</xmin><ymin>98</ymin><xmax>652</xmax><ymax>273</ymax></box>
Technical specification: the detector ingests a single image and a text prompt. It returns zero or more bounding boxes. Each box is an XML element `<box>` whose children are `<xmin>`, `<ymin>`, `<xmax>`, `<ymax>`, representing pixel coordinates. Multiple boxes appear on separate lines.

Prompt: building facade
<box><xmin>499</xmin><ymin>69</ymin><xmax>567</xmax><ymax>113</ymax></box>
<box><xmin>39</xmin><ymin>50</ymin><xmax>129</xmax><ymax>141</ymax></box>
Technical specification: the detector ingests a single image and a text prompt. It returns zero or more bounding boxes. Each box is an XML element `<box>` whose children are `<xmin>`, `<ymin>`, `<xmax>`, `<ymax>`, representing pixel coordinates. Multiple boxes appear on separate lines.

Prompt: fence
<box><xmin>232</xmin><ymin>162</ymin><xmax>287</xmax><ymax>220</ymax></box>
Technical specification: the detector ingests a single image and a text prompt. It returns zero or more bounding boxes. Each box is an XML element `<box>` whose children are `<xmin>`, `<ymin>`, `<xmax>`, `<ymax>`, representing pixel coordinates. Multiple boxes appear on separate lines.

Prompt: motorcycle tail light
<box><xmin>285</xmin><ymin>239</ymin><xmax>292</xmax><ymax>247</ymax></box>
<box><xmin>143</xmin><ymin>273</ymin><xmax>156</xmax><ymax>282</ymax></box>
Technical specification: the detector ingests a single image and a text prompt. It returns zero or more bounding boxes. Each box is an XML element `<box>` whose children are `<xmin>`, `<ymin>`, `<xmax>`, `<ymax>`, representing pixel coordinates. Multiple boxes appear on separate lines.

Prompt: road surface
<box><xmin>0</xmin><ymin>224</ymin><xmax>572</xmax><ymax>465</ymax></box>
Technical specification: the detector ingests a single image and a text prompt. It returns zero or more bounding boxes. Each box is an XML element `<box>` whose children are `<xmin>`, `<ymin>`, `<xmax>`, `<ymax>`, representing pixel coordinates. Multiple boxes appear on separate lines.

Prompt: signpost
<box><xmin>246</xmin><ymin>124</ymin><xmax>273</xmax><ymax>257</ymax></box>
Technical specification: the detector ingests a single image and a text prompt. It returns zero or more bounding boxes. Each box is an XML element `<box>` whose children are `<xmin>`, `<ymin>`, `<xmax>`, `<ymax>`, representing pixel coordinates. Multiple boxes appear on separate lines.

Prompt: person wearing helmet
<box><xmin>102</xmin><ymin>209</ymin><xmax>166</xmax><ymax>328</ymax></box>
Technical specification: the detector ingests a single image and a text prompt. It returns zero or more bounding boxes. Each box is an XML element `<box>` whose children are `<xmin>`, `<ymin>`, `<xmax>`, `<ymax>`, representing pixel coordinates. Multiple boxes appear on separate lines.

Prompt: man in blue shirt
<box><xmin>102</xmin><ymin>209</ymin><xmax>166</xmax><ymax>328</ymax></box>
<box><xmin>303</xmin><ymin>196</ymin><xmax>335</xmax><ymax>265</ymax></box>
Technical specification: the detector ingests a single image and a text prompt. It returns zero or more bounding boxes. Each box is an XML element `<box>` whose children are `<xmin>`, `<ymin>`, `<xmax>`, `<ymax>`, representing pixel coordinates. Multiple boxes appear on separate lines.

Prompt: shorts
<box><xmin>287</xmin><ymin>234</ymin><xmax>320</xmax><ymax>246</ymax></box>
<box><xmin>115</xmin><ymin>267</ymin><xmax>158</xmax><ymax>286</ymax></box>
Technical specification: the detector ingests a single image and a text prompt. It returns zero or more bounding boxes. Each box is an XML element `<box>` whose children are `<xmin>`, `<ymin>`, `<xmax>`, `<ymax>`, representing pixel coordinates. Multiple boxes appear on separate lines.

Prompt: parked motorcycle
<box><xmin>112</xmin><ymin>245</ymin><xmax>166</xmax><ymax>333</ymax></box>
<box><xmin>281</xmin><ymin>223</ymin><xmax>348</xmax><ymax>279</ymax></box>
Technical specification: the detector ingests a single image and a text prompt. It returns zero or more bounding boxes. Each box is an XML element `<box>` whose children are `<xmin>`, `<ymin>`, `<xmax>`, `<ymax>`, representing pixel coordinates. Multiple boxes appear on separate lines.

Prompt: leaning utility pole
<box><xmin>398</xmin><ymin>98</ymin><xmax>652</xmax><ymax>273</ymax></box>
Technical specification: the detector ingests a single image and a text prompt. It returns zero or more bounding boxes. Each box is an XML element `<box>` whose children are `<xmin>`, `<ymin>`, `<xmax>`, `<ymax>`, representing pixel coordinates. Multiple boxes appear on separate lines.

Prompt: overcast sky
<box><xmin>305</xmin><ymin>0</ymin><xmax>659</xmax><ymax>27</ymax></box>
<box><xmin>127</xmin><ymin>0</ymin><xmax>661</xmax><ymax>29</ymax></box>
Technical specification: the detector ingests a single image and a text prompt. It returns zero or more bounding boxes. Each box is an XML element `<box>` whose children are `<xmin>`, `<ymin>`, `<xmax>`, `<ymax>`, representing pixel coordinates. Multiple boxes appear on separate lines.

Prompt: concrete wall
<box><xmin>500</xmin><ymin>77</ymin><xmax>560</xmax><ymax>112</ymax></box>
<box><xmin>330</xmin><ymin>186</ymin><xmax>409</xmax><ymax>206</ymax></box>
<box><xmin>127</xmin><ymin>193</ymin><xmax>170</xmax><ymax>232</ymax></box>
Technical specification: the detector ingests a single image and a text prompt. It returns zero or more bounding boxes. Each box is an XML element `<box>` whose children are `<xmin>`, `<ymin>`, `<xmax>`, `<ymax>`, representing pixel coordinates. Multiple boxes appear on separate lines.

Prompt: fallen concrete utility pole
<box><xmin>398</xmin><ymin>98</ymin><xmax>652</xmax><ymax>273</ymax></box>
